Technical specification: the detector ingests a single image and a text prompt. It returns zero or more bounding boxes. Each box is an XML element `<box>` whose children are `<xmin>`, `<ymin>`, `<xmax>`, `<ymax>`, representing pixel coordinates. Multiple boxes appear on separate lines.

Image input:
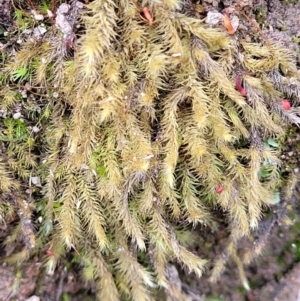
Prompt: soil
<box><xmin>182</xmin><ymin>2</ymin><xmax>300</xmax><ymax>299</ymax></box>
<box><xmin>1</xmin><ymin>1</ymin><xmax>300</xmax><ymax>301</ymax></box>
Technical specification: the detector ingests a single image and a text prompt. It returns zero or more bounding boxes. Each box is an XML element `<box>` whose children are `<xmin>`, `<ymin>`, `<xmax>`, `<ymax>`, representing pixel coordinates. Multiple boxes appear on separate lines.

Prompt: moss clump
<box><xmin>1</xmin><ymin>1</ymin><xmax>300</xmax><ymax>299</ymax></box>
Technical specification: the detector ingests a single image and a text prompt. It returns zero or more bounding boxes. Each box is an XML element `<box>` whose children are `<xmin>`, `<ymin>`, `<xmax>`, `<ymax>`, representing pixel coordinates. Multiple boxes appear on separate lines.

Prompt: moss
<box><xmin>205</xmin><ymin>296</ymin><xmax>226</xmax><ymax>301</ymax></box>
<box><xmin>1</xmin><ymin>0</ymin><xmax>300</xmax><ymax>299</ymax></box>
<box><xmin>255</xmin><ymin>7</ymin><xmax>267</xmax><ymax>27</ymax></box>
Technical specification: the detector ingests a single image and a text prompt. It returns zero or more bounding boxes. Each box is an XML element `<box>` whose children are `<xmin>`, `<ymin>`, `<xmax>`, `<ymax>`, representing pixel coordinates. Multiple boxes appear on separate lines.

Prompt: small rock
<box><xmin>237</xmin><ymin>0</ymin><xmax>253</xmax><ymax>8</ymax></box>
<box><xmin>47</xmin><ymin>10</ymin><xmax>54</xmax><ymax>18</ymax></box>
<box><xmin>76</xmin><ymin>1</ymin><xmax>84</xmax><ymax>9</ymax></box>
<box><xmin>32</xmin><ymin>126</ymin><xmax>40</xmax><ymax>133</ymax></box>
<box><xmin>23</xmin><ymin>29</ymin><xmax>33</xmax><ymax>35</ymax></box>
<box><xmin>231</xmin><ymin>15</ymin><xmax>239</xmax><ymax>32</ymax></box>
<box><xmin>13</xmin><ymin>112</ymin><xmax>21</xmax><ymax>119</ymax></box>
<box><xmin>52</xmin><ymin>92</ymin><xmax>59</xmax><ymax>98</ymax></box>
<box><xmin>0</xmin><ymin>110</ymin><xmax>7</xmax><ymax>118</ymax></box>
<box><xmin>57</xmin><ymin>3</ymin><xmax>70</xmax><ymax>14</ymax></box>
<box><xmin>24</xmin><ymin>82</ymin><xmax>32</xmax><ymax>90</ymax></box>
<box><xmin>30</xmin><ymin>176</ymin><xmax>42</xmax><ymax>187</ymax></box>
<box><xmin>80</xmin><ymin>163</ymin><xmax>89</xmax><ymax>170</ymax></box>
<box><xmin>205</xmin><ymin>11</ymin><xmax>223</xmax><ymax>25</ymax></box>
<box><xmin>31</xmin><ymin>10</ymin><xmax>44</xmax><ymax>21</ymax></box>
<box><xmin>33</xmin><ymin>26</ymin><xmax>47</xmax><ymax>39</ymax></box>
<box><xmin>21</xmin><ymin>90</ymin><xmax>27</xmax><ymax>98</ymax></box>
<box><xmin>55</xmin><ymin>15</ymin><xmax>72</xmax><ymax>36</ymax></box>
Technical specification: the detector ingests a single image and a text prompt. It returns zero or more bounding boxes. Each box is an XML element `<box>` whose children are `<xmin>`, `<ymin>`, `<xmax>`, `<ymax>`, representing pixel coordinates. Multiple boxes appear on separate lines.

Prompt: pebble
<box><xmin>205</xmin><ymin>11</ymin><xmax>223</xmax><ymax>25</ymax></box>
<box><xmin>30</xmin><ymin>176</ymin><xmax>42</xmax><ymax>187</ymax></box>
<box><xmin>25</xmin><ymin>296</ymin><xmax>40</xmax><ymax>301</ymax></box>
<box><xmin>32</xmin><ymin>126</ymin><xmax>40</xmax><ymax>133</ymax></box>
<box><xmin>13</xmin><ymin>112</ymin><xmax>21</xmax><ymax>119</ymax></box>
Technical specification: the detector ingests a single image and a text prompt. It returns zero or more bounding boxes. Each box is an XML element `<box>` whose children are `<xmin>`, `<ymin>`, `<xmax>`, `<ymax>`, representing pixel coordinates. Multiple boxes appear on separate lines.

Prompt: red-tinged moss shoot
<box><xmin>142</xmin><ymin>7</ymin><xmax>153</xmax><ymax>25</ymax></box>
<box><xmin>46</xmin><ymin>249</ymin><xmax>55</xmax><ymax>257</ymax></box>
<box><xmin>235</xmin><ymin>76</ymin><xmax>247</xmax><ymax>96</ymax></box>
<box><xmin>215</xmin><ymin>185</ymin><xmax>224</xmax><ymax>194</ymax></box>
<box><xmin>223</xmin><ymin>13</ymin><xmax>235</xmax><ymax>35</ymax></box>
<box><xmin>282</xmin><ymin>99</ymin><xmax>291</xmax><ymax>110</ymax></box>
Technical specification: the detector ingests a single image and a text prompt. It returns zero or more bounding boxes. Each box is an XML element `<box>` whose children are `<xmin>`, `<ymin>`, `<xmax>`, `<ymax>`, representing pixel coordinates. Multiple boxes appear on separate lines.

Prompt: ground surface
<box><xmin>193</xmin><ymin>1</ymin><xmax>300</xmax><ymax>300</ymax></box>
<box><xmin>1</xmin><ymin>0</ymin><xmax>300</xmax><ymax>300</ymax></box>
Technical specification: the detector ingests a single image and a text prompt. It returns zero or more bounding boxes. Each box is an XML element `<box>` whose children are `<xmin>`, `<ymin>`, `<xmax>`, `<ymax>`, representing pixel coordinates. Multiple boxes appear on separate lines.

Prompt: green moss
<box><xmin>205</xmin><ymin>296</ymin><xmax>226</xmax><ymax>301</ymax></box>
<box><xmin>255</xmin><ymin>7</ymin><xmax>267</xmax><ymax>27</ymax></box>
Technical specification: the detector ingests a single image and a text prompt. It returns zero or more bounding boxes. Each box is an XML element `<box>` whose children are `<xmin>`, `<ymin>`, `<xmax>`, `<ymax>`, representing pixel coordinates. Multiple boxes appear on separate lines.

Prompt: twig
<box><xmin>227</xmin><ymin>6</ymin><xmax>273</xmax><ymax>53</ymax></box>
<box><xmin>55</xmin><ymin>266</ymin><xmax>67</xmax><ymax>301</ymax></box>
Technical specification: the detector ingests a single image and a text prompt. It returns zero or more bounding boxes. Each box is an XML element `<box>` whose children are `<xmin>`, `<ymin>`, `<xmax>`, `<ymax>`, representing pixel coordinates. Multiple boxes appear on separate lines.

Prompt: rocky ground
<box><xmin>194</xmin><ymin>1</ymin><xmax>300</xmax><ymax>300</ymax></box>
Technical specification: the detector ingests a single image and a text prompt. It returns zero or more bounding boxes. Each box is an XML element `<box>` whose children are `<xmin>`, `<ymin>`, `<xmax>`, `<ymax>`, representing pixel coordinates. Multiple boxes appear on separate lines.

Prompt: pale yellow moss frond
<box><xmin>241</xmin><ymin>42</ymin><xmax>296</xmax><ymax>73</ymax></box>
<box><xmin>82</xmin><ymin>247</ymin><xmax>120</xmax><ymax>301</ymax></box>
<box><xmin>174</xmin><ymin>245</ymin><xmax>207</xmax><ymax>278</ymax></box>
<box><xmin>101</xmin><ymin>133</ymin><xmax>123</xmax><ymax>197</ymax></box>
<box><xmin>160</xmin><ymin>88</ymin><xmax>184</xmax><ymax>189</ymax></box>
<box><xmin>218</xmin><ymin>144</ymin><xmax>238</xmax><ymax>169</ymax></box>
<box><xmin>154</xmin><ymin>0</ymin><xmax>182</xmax><ymax>10</ymax></box>
<box><xmin>269</xmin><ymin>69</ymin><xmax>300</xmax><ymax>101</ymax></box>
<box><xmin>242</xmin><ymin>42</ymin><xmax>272</xmax><ymax>57</ymax></box>
<box><xmin>188</xmin><ymin>82</ymin><xmax>211</xmax><ymax>129</ymax></box>
<box><xmin>4</xmin><ymin>40</ymin><xmax>40</xmax><ymax>74</ymax></box>
<box><xmin>248</xmin><ymin>147</ymin><xmax>263</xmax><ymax>186</ymax></box>
<box><xmin>148</xmin><ymin>208</ymin><xmax>172</xmax><ymax>252</ymax></box>
<box><xmin>179</xmin><ymin>166</ymin><xmax>211</xmax><ymax>225</ymax></box>
<box><xmin>121</xmin><ymin>113</ymin><xmax>153</xmax><ymax>175</ymax></box>
<box><xmin>0</xmin><ymin>87</ymin><xmax>17</xmax><ymax>110</ymax></box>
<box><xmin>114</xmin><ymin>183</ymin><xmax>146</xmax><ymax>250</ymax></box>
<box><xmin>4</xmin><ymin>248</ymin><xmax>31</xmax><ymax>265</ymax></box>
<box><xmin>182</xmin><ymin>124</ymin><xmax>208</xmax><ymax>166</ymax></box>
<box><xmin>137</xmin><ymin>179</ymin><xmax>157</xmax><ymax>215</ymax></box>
<box><xmin>101</xmin><ymin>53</ymin><xmax>121</xmax><ymax>84</ymax></box>
<box><xmin>243</xmin><ymin>57</ymin><xmax>278</xmax><ymax>72</ymax></box>
<box><xmin>209</xmin><ymin>102</ymin><xmax>236</xmax><ymax>143</ymax></box>
<box><xmin>228</xmin><ymin>195</ymin><xmax>250</xmax><ymax>236</ymax></box>
<box><xmin>145</xmin><ymin>48</ymin><xmax>171</xmax><ymax>85</ymax></box>
<box><xmin>76</xmin><ymin>0</ymin><xmax>117</xmax><ymax>80</ymax></box>
<box><xmin>151</xmin><ymin>244</ymin><xmax>168</xmax><ymax>287</ymax></box>
<box><xmin>155</xmin><ymin>6</ymin><xmax>183</xmax><ymax>56</ymax></box>
<box><xmin>192</xmin><ymin>45</ymin><xmax>246</xmax><ymax>107</ymax></box>
<box><xmin>224</xmin><ymin>103</ymin><xmax>249</xmax><ymax>138</ymax></box>
<box><xmin>58</xmin><ymin>172</ymin><xmax>81</xmax><ymax>249</ymax></box>
<box><xmin>0</xmin><ymin>158</ymin><xmax>15</xmax><ymax>192</ymax></box>
<box><xmin>180</xmin><ymin>15</ymin><xmax>230</xmax><ymax>51</ymax></box>
<box><xmin>214</xmin><ymin>178</ymin><xmax>235</xmax><ymax>209</ymax></box>
<box><xmin>114</xmin><ymin>244</ymin><xmax>155</xmax><ymax>301</ymax></box>
<box><xmin>44</xmin><ymin>236</ymin><xmax>65</xmax><ymax>275</ymax></box>
<box><xmin>148</xmin><ymin>208</ymin><xmax>173</xmax><ymax>286</ymax></box>
<box><xmin>77</xmin><ymin>174</ymin><xmax>108</xmax><ymax>250</ymax></box>
<box><xmin>195</xmin><ymin>154</ymin><xmax>224</xmax><ymax>187</ymax></box>
<box><xmin>210</xmin><ymin>256</ymin><xmax>226</xmax><ymax>283</ymax></box>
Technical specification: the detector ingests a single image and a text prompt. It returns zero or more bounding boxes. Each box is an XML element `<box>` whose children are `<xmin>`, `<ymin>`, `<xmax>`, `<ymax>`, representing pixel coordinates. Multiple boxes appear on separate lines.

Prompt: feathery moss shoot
<box><xmin>0</xmin><ymin>0</ymin><xmax>300</xmax><ymax>299</ymax></box>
